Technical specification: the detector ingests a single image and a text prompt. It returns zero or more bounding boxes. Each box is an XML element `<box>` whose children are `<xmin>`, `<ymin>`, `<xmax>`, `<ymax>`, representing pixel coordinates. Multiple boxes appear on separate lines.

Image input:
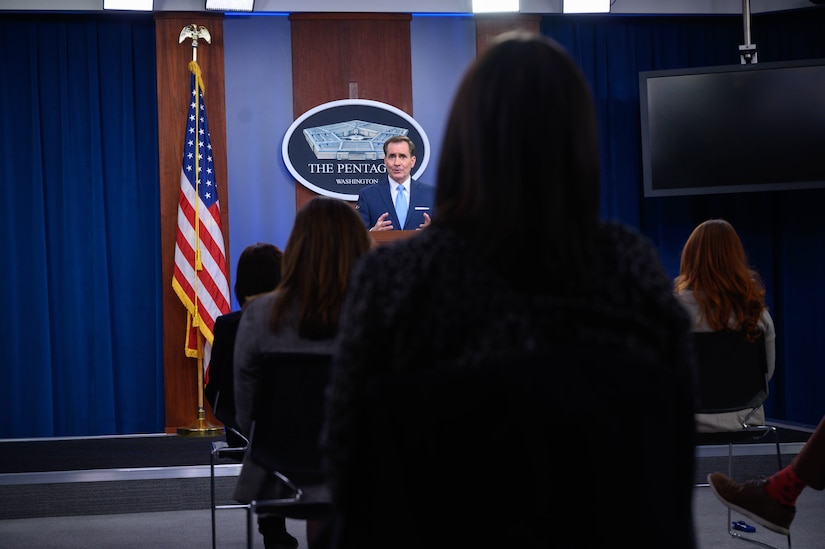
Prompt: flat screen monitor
<box><xmin>639</xmin><ymin>59</ymin><xmax>825</xmax><ymax>197</ymax></box>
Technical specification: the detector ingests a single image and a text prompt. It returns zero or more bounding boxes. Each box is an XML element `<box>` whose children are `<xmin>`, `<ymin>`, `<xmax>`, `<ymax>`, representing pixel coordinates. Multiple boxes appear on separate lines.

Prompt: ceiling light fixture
<box><xmin>563</xmin><ymin>0</ymin><xmax>611</xmax><ymax>13</ymax></box>
<box><xmin>472</xmin><ymin>0</ymin><xmax>519</xmax><ymax>13</ymax></box>
<box><xmin>205</xmin><ymin>0</ymin><xmax>255</xmax><ymax>12</ymax></box>
<box><xmin>103</xmin><ymin>0</ymin><xmax>153</xmax><ymax>10</ymax></box>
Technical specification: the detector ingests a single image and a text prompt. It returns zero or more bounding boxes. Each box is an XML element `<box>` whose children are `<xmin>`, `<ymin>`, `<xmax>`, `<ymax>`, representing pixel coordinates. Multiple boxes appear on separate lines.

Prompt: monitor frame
<box><xmin>639</xmin><ymin>58</ymin><xmax>825</xmax><ymax>198</ymax></box>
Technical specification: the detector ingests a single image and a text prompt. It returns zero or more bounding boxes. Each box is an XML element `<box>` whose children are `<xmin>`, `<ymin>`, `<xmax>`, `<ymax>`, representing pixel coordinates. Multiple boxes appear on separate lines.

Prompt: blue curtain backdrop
<box><xmin>543</xmin><ymin>9</ymin><xmax>825</xmax><ymax>426</ymax></box>
<box><xmin>0</xmin><ymin>13</ymin><xmax>163</xmax><ymax>438</ymax></box>
<box><xmin>3</xmin><ymin>9</ymin><xmax>825</xmax><ymax>438</ymax></box>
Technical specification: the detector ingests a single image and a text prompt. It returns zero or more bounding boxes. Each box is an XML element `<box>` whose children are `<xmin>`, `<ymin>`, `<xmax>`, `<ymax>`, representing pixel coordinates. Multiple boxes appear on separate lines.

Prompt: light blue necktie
<box><xmin>395</xmin><ymin>185</ymin><xmax>408</xmax><ymax>228</ymax></box>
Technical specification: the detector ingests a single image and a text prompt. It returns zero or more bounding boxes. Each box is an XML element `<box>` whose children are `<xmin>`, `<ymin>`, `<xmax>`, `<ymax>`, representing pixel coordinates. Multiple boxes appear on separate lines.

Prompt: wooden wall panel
<box><xmin>289</xmin><ymin>13</ymin><xmax>413</xmax><ymax>210</ymax></box>
<box><xmin>156</xmin><ymin>13</ymin><xmax>228</xmax><ymax>433</ymax></box>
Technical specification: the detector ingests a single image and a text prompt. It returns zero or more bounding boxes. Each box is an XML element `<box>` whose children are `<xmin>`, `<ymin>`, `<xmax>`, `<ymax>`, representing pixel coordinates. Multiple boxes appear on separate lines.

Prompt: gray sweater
<box><xmin>232</xmin><ymin>290</ymin><xmax>335</xmax><ymax>436</ymax></box>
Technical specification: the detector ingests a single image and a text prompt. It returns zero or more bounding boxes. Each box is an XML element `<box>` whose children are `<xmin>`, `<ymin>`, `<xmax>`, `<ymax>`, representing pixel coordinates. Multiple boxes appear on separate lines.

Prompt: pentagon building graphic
<box><xmin>303</xmin><ymin>120</ymin><xmax>409</xmax><ymax>160</ymax></box>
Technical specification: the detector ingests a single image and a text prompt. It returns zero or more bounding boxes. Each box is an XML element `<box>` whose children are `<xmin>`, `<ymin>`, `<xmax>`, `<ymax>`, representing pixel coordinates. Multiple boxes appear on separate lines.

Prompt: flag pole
<box><xmin>177</xmin><ymin>23</ymin><xmax>222</xmax><ymax>437</ymax></box>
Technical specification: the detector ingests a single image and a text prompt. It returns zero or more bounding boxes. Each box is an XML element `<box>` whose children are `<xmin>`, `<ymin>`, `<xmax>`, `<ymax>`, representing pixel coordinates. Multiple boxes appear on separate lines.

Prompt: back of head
<box><xmin>435</xmin><ymin>31</ymin><xmax>600</xmax><ymax>285</ymax></box>
<box><xmin>234</xmin><ymin>242</ymin><xmax>283</xmax><ymax>306</ymax></box>
<box><xmin>272</xmin><ymin>196</ymin><xmax>371</xmax><ymax>339</ymax></box>
<box><xmin>677</xmin><ymin>219</ymin><xmax>747</xmax><ymax>284</ymax></box>
<box><xmin>675</xmin><ymin>218</ymin><xmax>766</xmax><ymax>335</ymax></box>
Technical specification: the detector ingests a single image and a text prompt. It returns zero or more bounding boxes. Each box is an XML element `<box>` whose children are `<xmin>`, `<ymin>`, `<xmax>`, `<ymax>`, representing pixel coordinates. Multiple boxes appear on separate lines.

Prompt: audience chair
<box><xmin>692</xmin><ymin>330</ymin><xmax>789</xmax><ymax>549</ymax></box>
<box><xmin>210</xmin><ymin>391</ymin><xmax>252</xmax><ymax>549</ymax></box>
<box><xmin>246</xmin><ymin>352</ymin><xmax>335</xmax><ymax>549</ymax></box>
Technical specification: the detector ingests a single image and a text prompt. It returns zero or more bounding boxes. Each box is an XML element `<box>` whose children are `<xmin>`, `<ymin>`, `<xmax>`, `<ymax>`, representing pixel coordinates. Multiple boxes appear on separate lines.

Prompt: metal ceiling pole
<box><xmin>740</xmin><ymin>0</ymin><xmax>758</xmax><ymax>63</ymax></box>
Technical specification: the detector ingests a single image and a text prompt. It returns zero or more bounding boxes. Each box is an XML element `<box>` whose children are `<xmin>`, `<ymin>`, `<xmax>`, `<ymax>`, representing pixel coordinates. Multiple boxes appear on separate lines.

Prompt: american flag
<box><xmin>171</xmin><ymin>61</ymin><xmax>231</xmax><ymax>377</ymax></box>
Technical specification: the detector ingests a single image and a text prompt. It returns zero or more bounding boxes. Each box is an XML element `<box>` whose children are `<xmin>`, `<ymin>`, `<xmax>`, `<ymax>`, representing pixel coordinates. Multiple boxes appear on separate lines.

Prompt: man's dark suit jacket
<box><xmin>355</xmin><ymin>179</ymin><xmax>435</xmax><ymax>230</ymax></box>
<box><xmin>205</xmin><ymin>310</ymin><xmax>243</xmax><ymax>438</ymax></box>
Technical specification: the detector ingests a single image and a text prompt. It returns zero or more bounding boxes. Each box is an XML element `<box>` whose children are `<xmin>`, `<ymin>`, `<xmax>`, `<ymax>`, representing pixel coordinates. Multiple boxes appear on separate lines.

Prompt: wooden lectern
<box><xmin>370</xmin><ymin>230</ymin><xmax>419</xmax><ymax>247</ymax></box>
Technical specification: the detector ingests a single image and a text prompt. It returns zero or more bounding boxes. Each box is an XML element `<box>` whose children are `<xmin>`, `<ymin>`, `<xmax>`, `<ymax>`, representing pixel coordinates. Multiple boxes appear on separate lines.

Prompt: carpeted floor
<box><xmin>3</xmin><ymin>486</ymin><xmax>825</xmax><ymax>548</ymax></box>
<box><xmin>0</xmin><ymin>426</ymin><xmax>821</xmax><ymax>548</ymax></box>
<box><xmin>0</xmin><ymin>425</ymin><xmax>814</xmax><ymax>521</ymax></box>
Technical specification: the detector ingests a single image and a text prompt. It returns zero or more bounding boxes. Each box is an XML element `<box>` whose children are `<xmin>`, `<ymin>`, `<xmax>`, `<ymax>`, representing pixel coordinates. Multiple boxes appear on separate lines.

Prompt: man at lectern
<box><xmin>355</xmin><ymin>135</ymin><xmax>435</xmax><ymax>231</ymax></box>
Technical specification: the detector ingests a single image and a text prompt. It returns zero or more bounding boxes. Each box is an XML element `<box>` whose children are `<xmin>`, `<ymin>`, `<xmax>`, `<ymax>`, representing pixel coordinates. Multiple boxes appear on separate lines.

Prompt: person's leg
<box><xmin>760</xmin><ymin>414</ymin><xmax>825</xmax><ymax>506</ymax></box>
<box><xmin>788</xmin><ymin>414</ymin><xmax>825</xmax><ymax>490</ymax></box>
<box><xmin>707</xmin><ymin>415</ymin><xmax>825</xmax><ymax>535</ymax></box>
<box><xmin>708</xmin><ymin>472</ymin><xmax>795</xmax><ymax>535</ymax></box>
<box><xmin>306</xmin><ymin>519</ymin><xmax>324</xmax><ymax>544</ymax></box>
<box><xmin>258</xmin><ymin>515</ymin><xmax>298</xmax><ymax>549</ymax></box>
<box><xmin>248</xmin><ymin>472</ymin><xmax>300</xmax><ymax>549</ymax></box>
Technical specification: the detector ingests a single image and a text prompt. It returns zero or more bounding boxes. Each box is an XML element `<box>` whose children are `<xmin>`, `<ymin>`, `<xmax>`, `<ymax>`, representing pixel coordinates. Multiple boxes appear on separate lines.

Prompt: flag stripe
<box><xmin>174</xmin><ymin>206</ymin><xmax>231</xmax><ymax>317</ymax></box>
<box><xmin>177</xmin><ymin>175</ymin><xmax>228</xmax><ymax>267</ymax></box>
<box><xmin>172</xmin><ymin>259</ymin><xmax>226</xmax><ymax>331</ymax></box>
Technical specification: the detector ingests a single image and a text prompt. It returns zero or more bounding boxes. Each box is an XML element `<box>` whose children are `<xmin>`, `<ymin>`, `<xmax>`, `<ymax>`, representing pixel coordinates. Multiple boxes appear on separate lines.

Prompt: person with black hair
<box><xmin>205</xmin><ymin>241</ymin><xmax>283</xmax><ymax>446</ymax></box>
<box><xmin>317</xmin><ymin>31</ymin><xmax>697</xmax><ymax>548</ymax></box>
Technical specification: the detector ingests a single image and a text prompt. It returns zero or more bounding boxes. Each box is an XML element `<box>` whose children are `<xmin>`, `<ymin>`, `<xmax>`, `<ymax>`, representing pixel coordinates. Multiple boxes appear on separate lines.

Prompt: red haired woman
<box><xmin>674</xmin><ymin>218</ymin><xmax>776</xmax><ymax>432</ymax></box>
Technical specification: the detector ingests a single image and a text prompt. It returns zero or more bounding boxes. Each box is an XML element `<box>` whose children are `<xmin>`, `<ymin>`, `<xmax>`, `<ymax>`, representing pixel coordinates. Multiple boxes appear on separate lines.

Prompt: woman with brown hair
<box><xmin>674</xmin><ymin>218</ymin><xmax>776</xmax><ymax>432</ymax></box>
<box><xmin>232</xmin><ymin>196</ymin><xmax>370</xmax><ymax>549</ymax></box>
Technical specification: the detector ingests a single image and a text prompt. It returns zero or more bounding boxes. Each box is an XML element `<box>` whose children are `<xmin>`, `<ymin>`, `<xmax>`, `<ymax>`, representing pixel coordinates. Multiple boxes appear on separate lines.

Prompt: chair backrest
<box><xmin>692</xmin><ymin>330</ymin><xmax>768</xmax><ymax>414</ymax></box>
<box><xmin>247</xmin><ymin>351</ymin><xmax>332</xmax><ymax>486</ymax></box>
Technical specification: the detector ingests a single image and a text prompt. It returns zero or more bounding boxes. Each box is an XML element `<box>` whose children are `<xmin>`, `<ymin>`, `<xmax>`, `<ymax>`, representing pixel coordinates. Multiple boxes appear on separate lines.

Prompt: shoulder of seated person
<box><xmin>241</xmin><ymin>290</ymin><xmax>277</xmax><ymax>309</ymax></box>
